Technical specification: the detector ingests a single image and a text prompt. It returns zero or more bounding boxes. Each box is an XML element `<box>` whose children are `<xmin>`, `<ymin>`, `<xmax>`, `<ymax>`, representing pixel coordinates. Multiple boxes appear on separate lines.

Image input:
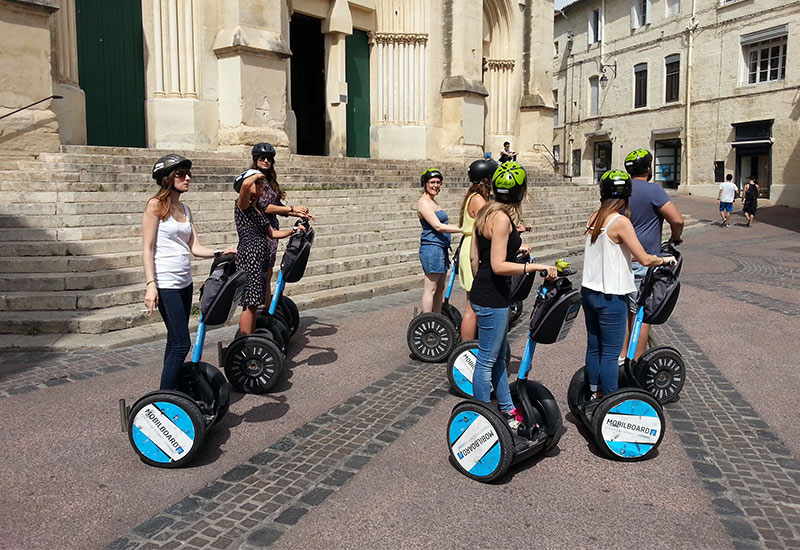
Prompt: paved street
<box><xmin>0</xmin><ymin>195</ymin><xmax>798</xmax><ymax>550</ymax></box>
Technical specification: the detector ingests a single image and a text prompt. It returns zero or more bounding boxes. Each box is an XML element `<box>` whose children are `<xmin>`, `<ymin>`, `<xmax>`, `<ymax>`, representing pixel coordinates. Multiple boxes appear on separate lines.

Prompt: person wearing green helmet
<box><xmin>623</xmin><ymin>148</ymin><xmax>684</xmax><ymax>360</ymax></box>
<box><xmin>469</xmin><ymin>161</ymin><xmax>557</xmax><ymax>428</ymax></box>
<box><xmin>417</xmin><ymin>168</ymin><xmax>462</xmax><ymax>313</ymax></box>
<box><xmin>142</xmin><ymin>154</ymin><xmax>236</xmax><ymax>390</ymax></box>
<box><xmin>581</xmin><ymin>169</ymin><xmax>675</xmax><ymax>400</ymax></box>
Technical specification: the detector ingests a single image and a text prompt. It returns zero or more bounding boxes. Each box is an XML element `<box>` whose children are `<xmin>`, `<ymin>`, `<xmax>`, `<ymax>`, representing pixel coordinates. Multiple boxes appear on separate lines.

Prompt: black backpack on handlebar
<box><xmin>199</xmin><ymin>254</ymin><xmax>248</xmax><ymax>326</ymax></box>
<box><xmin>281</xmin><ymin>221</ymin><xmax>315</xmax><ymax>283</ymax></box>
<box><xmin>509</xmin><ymin>251</ymin><xmax>536</xmax><ymax>302</ymax></box>
<box><xmin>637</xmin><ymin>244</ymin><xmax>682</xmax><ymax>325</ymax></box>
<box><xmin>529</xmin><ymin>277</ymin><xmax>582</xmax><ymax>345</ymax></box>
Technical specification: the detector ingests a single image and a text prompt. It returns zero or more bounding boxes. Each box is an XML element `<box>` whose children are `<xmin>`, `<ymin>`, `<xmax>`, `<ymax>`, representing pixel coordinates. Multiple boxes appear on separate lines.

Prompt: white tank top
<box><xmin>154</xmin><ymin>203</ymin><xmax>193</xmax><ymax>289</ymax></box>
<box><xmin>581</xmin><ymin>213</ymin><xmax>636</xmax><ymax>296</ymax></box>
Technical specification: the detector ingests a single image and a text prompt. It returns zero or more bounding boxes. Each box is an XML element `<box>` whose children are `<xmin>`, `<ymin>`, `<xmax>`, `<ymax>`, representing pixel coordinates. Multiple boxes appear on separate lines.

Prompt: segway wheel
<box><xmin>223</xmin><ymin>335</ymin><xmax>285</xmax><ymax>394</ymax></box>
<box><xmin>446</xmin><ymin>340</ymin><xmax>512</xmax><ymax>399</ymax></box>
<box><xmin>443</xmin><ymin>302</ymin><xmax>462</xmax><ymax>333</ymax></box>
<box><xmin>509</xmin><ymin>300</ymin><xmax>523</xmax><ymax>324</ymax></box>
<box><xmin>255</xmin><ymin>315</ymin><xmax>290</xmax><ymax>352</ymax></box>
<box><xmin>128</xmin><ymin>391</ymin><xmax>206</xmax><ymax>468</ymax></box>
<box><xmin>277</xmin><ymin>296</ymin><xmax>300</xmax><ymax>336</ymax></box>
<box><xmin>407</xmin><ymin>312</ymin><xmax>458</xmax><ymax>363</ymax></box>
<box><xmin>191</xmin><ymin>362</ymin><xmax>231</xmax><ymax>423</ymax></box>
<box><xmin>447</xmin><ymin>341</ymin><xmax>479</xmax><ymax>398</ymax></box>
<box><xmin>447</xmin><ymin>402</ymin><xmax>514</xmax><ymax>482</ymax></box>
<box><xmin>591</xmin><ymin>390</ymin><xmax>665</xmax><ymax>462</ymax></box>
<box><xmin>566</xmin><ymin>367</ymin><xmax>589</xmax><ymax>419</ymax></box>
<box><xmin>633</xmin><ymin>346</ymin><xmax>685</xmax><ymax>404</ymax></box>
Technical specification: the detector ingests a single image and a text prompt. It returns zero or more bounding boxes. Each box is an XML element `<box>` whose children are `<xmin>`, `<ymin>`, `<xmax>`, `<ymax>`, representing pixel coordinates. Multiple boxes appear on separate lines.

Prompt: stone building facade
<box><xmin>553</xmin><ymin>0</ymin><xmax>799</xmax><ymax>206</ymax></box>
<box><xmin>0</xmin><ymin>0</ymin><xmax>557</xmax><ymax>166</ymax></box>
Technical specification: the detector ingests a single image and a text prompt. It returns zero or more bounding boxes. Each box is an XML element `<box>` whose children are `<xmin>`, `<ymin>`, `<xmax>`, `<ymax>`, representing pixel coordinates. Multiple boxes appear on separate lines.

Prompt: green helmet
<box><xmin>491</xmin><ymin>161</ymin><xmax>527</xmax><ymax>203</ymax></box>
<box><xmin>623</xmin><ymin>149</ymin><xmax>653</xmax><ymax>178</ymax></box>
<box><xmin>600</xmin><ymin>169</ymin><xmax>633</xmax><ymax>200</ymax></box>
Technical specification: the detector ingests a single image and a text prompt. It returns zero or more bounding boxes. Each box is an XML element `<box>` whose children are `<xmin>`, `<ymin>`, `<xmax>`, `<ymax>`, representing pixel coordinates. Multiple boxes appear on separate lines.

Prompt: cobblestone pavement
<box><xmin>1</xmin><ymin>196</ymin><xmax>799</xmax><ymax>550</ymax></box>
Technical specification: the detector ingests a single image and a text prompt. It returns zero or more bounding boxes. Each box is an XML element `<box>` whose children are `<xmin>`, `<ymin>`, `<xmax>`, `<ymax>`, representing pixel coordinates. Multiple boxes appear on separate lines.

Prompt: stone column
<box><xmin>212</xmin><ymin>0</ymin><xmax>291</xmax><ymax>151</ymax></box>
<box><xmin>517</xmin><ymin>0</ymin><xmax>556</xmax><ymax>170</ymax></box>
<box><xmin>322</xmin><ymin>0</ymin><xmax>352</xmax><ymax>157</ymax></box>
<box><xmin>440</xmin><ymin>0</ymin><xmax>486</xmax><ymax>159</ymax></box>
<box><xmin>0</xmin><ymin>0</ymin><xmax>60</xmax><ymax>152</ymax></box>
<box><xmin>51</xmin><ymin>0</ymin><xmax>85</xmax><ymax>145</ymax></box>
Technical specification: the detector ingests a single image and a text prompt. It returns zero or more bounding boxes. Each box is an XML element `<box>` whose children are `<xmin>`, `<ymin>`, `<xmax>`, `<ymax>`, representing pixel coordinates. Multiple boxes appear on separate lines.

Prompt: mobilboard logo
<box><xmin>144</xmin><ymin>406</ymin><xmax>186</xmax><ymax>454</ymax></box>
<box><xmin>457</xmin><ymin>428</ymin><xmax>496</xmax><ymax>459</ymax></box>
<box><xmin>605</xmin><ymin>417</ymin><xmax>657</xmax><ymax>437</ymax></box>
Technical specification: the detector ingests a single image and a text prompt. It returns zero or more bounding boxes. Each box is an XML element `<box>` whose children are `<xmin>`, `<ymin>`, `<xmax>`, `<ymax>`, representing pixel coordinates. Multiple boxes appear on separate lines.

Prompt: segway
<box><xmin>407</xmin><ymin>243</ymin><xmax>463</xmax><ymax>363</ymax></box>
<box><xmin>120</xmin><ymin>254</ymin><xmax>246</xmax><ymax>468</ymax></box>
<box><xmin>221</xmin><ymin>219</ymin><xmax>314</xmax><ymax>393</ymax></box>
<box><xmin>567</xmin><ymin>247</ymin><xmax>682</xmax><ymax>461</ymax></box>
<box><xmin>446</xmin><ymin>259</ymin><xmax>576</xmax><ymax>399</ymax></box>
<box><xmin>446</xmin><ymin>270</ymin><xmax>581</xmax><ymax>482</ymax></box>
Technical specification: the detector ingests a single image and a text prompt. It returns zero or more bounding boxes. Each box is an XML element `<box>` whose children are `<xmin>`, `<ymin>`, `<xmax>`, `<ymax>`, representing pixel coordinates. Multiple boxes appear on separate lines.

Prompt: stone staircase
<box><xmin>0</xmin><ymin>146</ymin><xmax>598</xmax><ymax>349</ymax></box>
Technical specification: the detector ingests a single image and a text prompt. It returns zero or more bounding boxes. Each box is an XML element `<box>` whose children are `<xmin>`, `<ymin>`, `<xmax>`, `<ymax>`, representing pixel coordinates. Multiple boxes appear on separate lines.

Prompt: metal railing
<box><xmin>532</xmin><ymin>144</ymin><xmax>572</xmax><ymax>180</ymax></box>
<box><xmin>0</xmin><ymin>95</ymin><xmax>62</xmax><ymax>122</ymax></box>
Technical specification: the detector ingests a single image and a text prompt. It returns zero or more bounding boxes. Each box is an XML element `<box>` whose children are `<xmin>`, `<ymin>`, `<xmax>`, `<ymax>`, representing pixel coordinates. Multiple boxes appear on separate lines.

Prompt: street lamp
<box><xmin>599</xmin><ymin>61</ymin><xmax>617</xmax><ymax>88</ymax></box>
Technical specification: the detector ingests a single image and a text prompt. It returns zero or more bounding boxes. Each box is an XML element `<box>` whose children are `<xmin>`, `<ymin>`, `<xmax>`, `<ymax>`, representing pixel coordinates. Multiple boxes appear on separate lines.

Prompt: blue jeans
<box><xmin>157</xmin><ymin>284</ymin><xmax>193</xmax><ymax>390</ymax></box>
<box><xmin>471</xmin><ymin>303</ymin><xmax>514</xmax><ymax>413</ymax></box>
<box><xmin>581</xmin><ymin>287</ymin><xmax>627</xmax><ymax>394</ymax></box>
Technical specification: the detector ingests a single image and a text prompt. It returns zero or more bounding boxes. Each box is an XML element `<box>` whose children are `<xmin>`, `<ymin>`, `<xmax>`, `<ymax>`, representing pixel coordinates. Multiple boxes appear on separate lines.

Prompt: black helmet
<box><xmin>491</xmin><ymin>161</ymin><xmax>527</xmax><ymax>203</ymax></box>
<box><xmin>152</xmin><ymin>154</ymin><xmax>191</xmax><ymax>183</ymax></box>
<box><xmin>623</xmin><ymin>149</ymin><xmax>653</xmax><ymax>178</ymax></box>
<box><xmin>599</xmin><ymin>170</ymin><xmax>633</xmax><ymax>200</ymax></box>
<box><xmin>251</xmin><ymin>142</ymin><xmax>276</xmax><ymax>159</ymax></box>
<box><xmin>468</xmin><ymin>159</ymin><xmax>499</xmax><ymax>184</ymax></box>
<box><xmin>420</xmin><ymin>168</ymin><xmax>444</xmax><ymax>187</ymax></box>
<box><xmin>234</xmin><ymin>169</ymin><xmax>262</xmax><ymax>193</ymax></box>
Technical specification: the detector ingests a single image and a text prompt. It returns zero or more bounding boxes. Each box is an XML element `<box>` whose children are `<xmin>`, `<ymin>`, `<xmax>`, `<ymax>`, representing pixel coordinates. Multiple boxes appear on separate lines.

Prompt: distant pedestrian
<box><xmin>499</xmin><ymin>142</ymin><xmax>517</xmax><ymax>163</ymax></box>
<box><xmin>484</xmin><ymin>152</ymin><xmax>493</xmax><ymax>160</ymax></box>
<box><xmin>718</xmin><ymin>174</ymin><xmax>738</xmax><ymax>227</ymax></box>
<box><xmin>742</xmin><ymin>177</ymin><xmax>760</xmax><ymax>228</ymax></box>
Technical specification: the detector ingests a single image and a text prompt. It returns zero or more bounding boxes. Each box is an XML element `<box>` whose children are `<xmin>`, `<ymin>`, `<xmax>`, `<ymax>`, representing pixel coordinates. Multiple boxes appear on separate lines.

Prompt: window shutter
<box><xmin>588</xmin><ymin>16</ymin><xmax>595</xmax><ymax>44</ymax></box>
<box><xmin>631</xmin><ymin>1</ymin><xmax>638</xmax><ymax>29</ymax></box>
<box><xmin>645</xmin><ymin>0</ymin><xmax>652</xmax><ymax>25</ymax></box>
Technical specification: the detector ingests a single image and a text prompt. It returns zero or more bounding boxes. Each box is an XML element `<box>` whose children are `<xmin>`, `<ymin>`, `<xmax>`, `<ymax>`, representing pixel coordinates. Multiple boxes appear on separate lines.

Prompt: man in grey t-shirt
<box><xmin>717</xmin><ymin>174</ymin><xmax>738</xmax><ymax>227</ymax></box>
<box><xmin>623</xmin><ymin>149</ymin><xmax>684</xmax><ymax>360</ymax></box>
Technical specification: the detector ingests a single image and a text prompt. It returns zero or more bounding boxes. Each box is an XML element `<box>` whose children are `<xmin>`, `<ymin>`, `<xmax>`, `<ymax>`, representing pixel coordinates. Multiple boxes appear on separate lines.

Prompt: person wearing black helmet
<box><xmin>142</xmin><ymin>154</ymin><xmax>236</xmax><ymax>390</ymax></box>
<box><xmin>581</xmin><ymin>170</ymin><xmax>675</xmax><ymax>400</ymax></box>
<box><xmin>469</xmin><ymin>162</ymin><xmax>557</xmax><ymax>428</ymax></box>
<box><xmin>623</xmin><ymin>148</ymin><xmax>684</xmax><ymax>360</ymax></box>
<box><xmin>234</xmin><ymin>168</ymin><xmax>303</xmax><ymax>335</ymax></box>
<box><xmin>417</xmin><ymin>168</ymin><xmax>462</xmax><ymax>313</ymax></box>
<box><xmin>455</xmin><ymin>159</ymin><xmax>496</xmax><ymax>339</ymax></box>
<box><xmin>239</xmin><ymin>142</ymin><xmax>314</xmax><ymax>306</ymax></box>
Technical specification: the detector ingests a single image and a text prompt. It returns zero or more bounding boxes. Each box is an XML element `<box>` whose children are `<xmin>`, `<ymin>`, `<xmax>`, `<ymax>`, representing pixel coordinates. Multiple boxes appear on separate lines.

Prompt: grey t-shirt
<box><xmin>629</xmin><ymin>178</ymin><xmax>670</xmax><ymax>255</ymax></box>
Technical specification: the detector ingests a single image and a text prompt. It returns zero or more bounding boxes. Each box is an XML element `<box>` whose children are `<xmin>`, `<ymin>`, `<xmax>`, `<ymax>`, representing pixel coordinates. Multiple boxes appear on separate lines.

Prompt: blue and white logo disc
<box><xmin>600</xmin><ymin>399</ymin><xmax>662</xmax><ymax>459</ymax></box>
<box><xmin>449</xmin><ymin>411</ymin><xmax>501</xmax><ymax>477</ymax></box>
<box><xmin>131</xmin><ymin>401</ymin><xmax>197</xmax><ymax>464</ymax></box>
<box><xmin>451</xmin><ymin>349</ymin><xmax>476</xmax><ymax>397</ymax></box>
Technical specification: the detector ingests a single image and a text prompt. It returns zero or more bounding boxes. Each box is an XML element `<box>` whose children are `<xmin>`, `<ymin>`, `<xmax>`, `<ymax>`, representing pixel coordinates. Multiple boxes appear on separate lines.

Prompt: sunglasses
<box><xmin>256</xmin><ymin>155</ymin><xmax>274</xmax><ymax>163</ymax></box>
<box><xmin>174</xmin><ymin>169</ymin><xmax>192</xmax><ymax>179</ymax></box>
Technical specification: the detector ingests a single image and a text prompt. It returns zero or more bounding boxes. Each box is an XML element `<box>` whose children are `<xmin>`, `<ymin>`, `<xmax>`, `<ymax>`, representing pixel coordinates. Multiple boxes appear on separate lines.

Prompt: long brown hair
<box><xmin>586</xmin><ymin>198</ymin><xmax>629</xmax><ymax>244</ymax></box>
<box><xmin>250</xmin><ymin>159</ymin><xmax>285</xmax><ymax>201</ymax></box>
<box><xmin>473</xmin><ymin>200</ymin><xmax>522</xmax><ymax>238</ymax></box>
<box><xmin>150</xmin><ymin>173</ymin><xmax>177</xmax><ymax>221</ymax></box>
<box><xmin>458</xmin><ymin>182</ymin><xmax>491</xmax><ymax>227</ymax></box>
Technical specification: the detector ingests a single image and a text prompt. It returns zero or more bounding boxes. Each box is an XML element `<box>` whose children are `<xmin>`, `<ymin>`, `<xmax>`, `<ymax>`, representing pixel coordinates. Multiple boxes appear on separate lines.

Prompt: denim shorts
<box><xmin>419</xmin><ymin>244</ymin><xmax>450</xmax><ymax>274</ymax></box>
<box><xmin>719</xmin><ymin>202</ymin><xmax>733</xmax><ymax>213</ymax></box>
<box><xmin>628</xmin><ymin>261</ymin><xmax>649</xmax><ymax>312</ymax></box>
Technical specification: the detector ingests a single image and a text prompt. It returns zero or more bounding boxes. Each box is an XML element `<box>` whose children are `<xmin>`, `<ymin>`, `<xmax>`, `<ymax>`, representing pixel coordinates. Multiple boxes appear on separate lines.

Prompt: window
<box><xmin>634</xmin><ymin>63</ymin><xmax>648</xmax><ymax>108</ymax></box>
<box><xmin>588</xmin><ymin>9</ymin><xmax>601</xmax><ymax>45</ymax></box>
<box><xmin>666</xmin><ymin>0</ymin><xmax>680</xmax><ymax>17</ymax></box>
<box><xmin>553</xmin><ymin>89</ymin><xmax>559</xmax><ymax>126</ymax></box>
<box><xmin>554</xmin><ymin>40</ymin><xmax>559</xmax><ymax>58</ymax></box>
<box><xmin>741</xmin><ymin>26</ymin><xmax>788</xmax><ymax>85</ymax></box>
<box><xmin>714</xmin><ymin>161</ymin><xmax>725</xmax><ymax>183</ymax></box>
<box><xmin>631</xmin><ymin>0</ymin><xmax>652</xmax><ymax>29</ymax></box>
<box><xmin>572</xmin><ymin>149</ymin><xmax>582</xmax><ymax>177</ymax></box>
<box><xmin>589</xmin><ymin>76</ymin><xmax>599</xmax><ymax>115</ymax></box>
<box><xmin>665</xmin><ymin>55</ymin><xmax>680</xmax><ymax>102</ymax></box>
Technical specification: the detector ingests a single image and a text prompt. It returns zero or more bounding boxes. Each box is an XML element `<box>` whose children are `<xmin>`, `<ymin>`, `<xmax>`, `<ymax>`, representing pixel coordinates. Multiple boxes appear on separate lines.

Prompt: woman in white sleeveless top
<box><xmin>142</xmin><ymin>154</ymin><xmax>236</xmax><ymax>390</ymax></box>
<box><xmin>581</xmin><ymin>170</ymin><xmax>674</xmax><ymax>400</ymax></box>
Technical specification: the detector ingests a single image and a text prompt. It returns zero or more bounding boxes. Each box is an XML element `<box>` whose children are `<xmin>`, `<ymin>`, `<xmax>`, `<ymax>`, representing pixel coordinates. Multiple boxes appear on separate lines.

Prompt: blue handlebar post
<box><xmin>626</xmin><ymin>306</ymin><xmax>644</xmax><ymax>361</ymax></box>
<box><xmin>191</xmin><ymin>317</ymin><xmax>207</xmax><ymax>363</ymax></box>
<box><xmin>444</xmin><ymin>260</ymin><xmax>457</xmax><ymax>300</ymax></box>
<box><xmin>516</xmin><ymin>338</ymin><xmax>537</xmax><ymax>381</ymax></box>
<box><xmin>268</xmin><ymin>270</ymin><xmax>285</xmax><ymax>315</ymax></box>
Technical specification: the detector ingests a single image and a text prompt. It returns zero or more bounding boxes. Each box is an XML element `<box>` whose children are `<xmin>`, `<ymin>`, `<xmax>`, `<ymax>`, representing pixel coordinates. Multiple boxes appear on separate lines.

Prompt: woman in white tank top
<box><xmin>581</xmin><ymin>170</ymin><xmax>675</xmax><ymax>400</ymax></box>
<box><xmin>142</xmin><ymin>154</ymin><xmax>236</xmax><ymax>390</ymax></box>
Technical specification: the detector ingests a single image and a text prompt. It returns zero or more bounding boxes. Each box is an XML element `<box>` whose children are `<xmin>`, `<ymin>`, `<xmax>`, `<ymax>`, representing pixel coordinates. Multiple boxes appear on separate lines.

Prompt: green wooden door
<box><xmin>346</xmin><ymin>30</ymin><xmax>370</xmax><ymax>158</ymax></box>
<box><xmin>75</xmin><ymin>0</ymin><xmax>146</xmax><ymax>147</ymax></box>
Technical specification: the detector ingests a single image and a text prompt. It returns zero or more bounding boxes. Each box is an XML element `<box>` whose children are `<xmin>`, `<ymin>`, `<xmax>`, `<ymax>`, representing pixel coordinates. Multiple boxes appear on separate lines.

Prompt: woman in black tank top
<box><xmin>470</xmin><ymin>163</ymin><xmax>557</xmax><ymax>427</ymax></box>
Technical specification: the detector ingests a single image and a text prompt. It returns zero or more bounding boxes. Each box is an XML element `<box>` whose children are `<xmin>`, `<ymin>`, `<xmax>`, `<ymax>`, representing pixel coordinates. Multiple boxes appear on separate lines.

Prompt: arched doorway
<box><xmin>482</xmin><ymin>0</ymin><xmax>516</xmax><ymax>153</ymax></box>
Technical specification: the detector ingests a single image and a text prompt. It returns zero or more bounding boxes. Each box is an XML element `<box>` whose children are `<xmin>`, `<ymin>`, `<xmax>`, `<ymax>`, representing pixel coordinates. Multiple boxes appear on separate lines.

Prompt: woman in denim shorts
<box><xmin>417</xmin><ymin>169</ymin><xmax>462</xmax><ymax>313</ymax></box>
